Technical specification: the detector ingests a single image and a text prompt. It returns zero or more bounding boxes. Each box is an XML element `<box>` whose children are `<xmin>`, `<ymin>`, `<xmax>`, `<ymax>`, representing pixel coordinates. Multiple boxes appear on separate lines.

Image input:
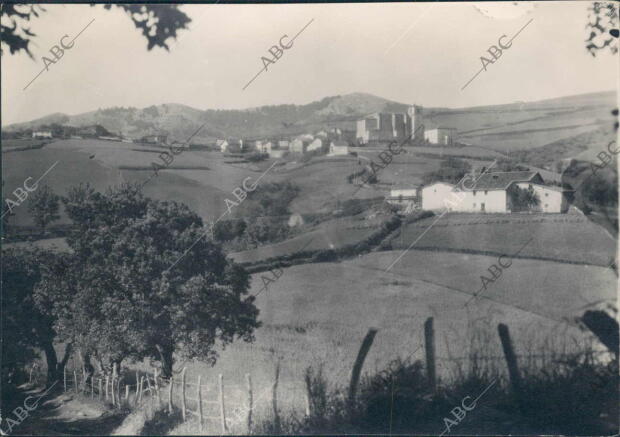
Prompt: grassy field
<box><xmin>153</xmin><ymin>248</ymin><xmax>615</xmax><ymax>434</ymax></box>
<box><xmin>1</xmin><ymin>138</ymin><xmax>50</xmax><ymax>151</ymax></box>
<box><xmin>2</xmin><ymin>139</ymin><xmax>288</xmax><ymax>224</ymax></box>
<box><xmin>230</xmin><ymin>215</ymin><xmax>383</xmax><ymax>264</ymax></box>
<box><xmin>386</xmin><ymin>212</ymin><xmax>616</xmax><ymax>266</ymax></box>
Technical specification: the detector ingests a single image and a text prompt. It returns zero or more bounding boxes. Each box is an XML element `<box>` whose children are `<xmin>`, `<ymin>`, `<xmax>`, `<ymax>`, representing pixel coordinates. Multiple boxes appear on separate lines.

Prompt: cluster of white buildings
<box><xmin>356</xmin><ymin>104</ymin><xmax>457</xmax><ymax>146</ymax></box>
<box><xmin>216</xmin><ymin>128</ymin><xmax>352</xmax><ymax>158</ymax></box>
<box><xmin>389</xmin><ymin>171</ymin><xmax>570</xmax><ymax>214</ymax></box>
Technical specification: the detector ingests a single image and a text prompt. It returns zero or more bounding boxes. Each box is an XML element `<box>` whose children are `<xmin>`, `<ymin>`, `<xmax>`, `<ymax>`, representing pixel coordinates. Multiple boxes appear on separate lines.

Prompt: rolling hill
<box><xmin>4</xmin><ymin>91</ymin><xmax>616</xmax><ymax>157</ymax></box>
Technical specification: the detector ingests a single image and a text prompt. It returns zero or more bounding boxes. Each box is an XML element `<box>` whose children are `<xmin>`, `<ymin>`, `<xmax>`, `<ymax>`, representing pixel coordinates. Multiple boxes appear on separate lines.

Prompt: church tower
<box><xmin>407</xmin><ymin>105</ymin><xmax>424</xmax><ymax>142</ymax></box>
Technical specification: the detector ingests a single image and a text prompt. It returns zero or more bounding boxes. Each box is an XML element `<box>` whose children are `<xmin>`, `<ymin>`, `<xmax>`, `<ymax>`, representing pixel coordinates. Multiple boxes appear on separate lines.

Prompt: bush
<box><xmin>246</xmin><ymin>152</ymin><xmax>269</xmax><ymax>162</ymax></box>
<box><xmin>311</xmin><ymin>249</ymin><xmax>337</xmax><ymax>262</ymax></box>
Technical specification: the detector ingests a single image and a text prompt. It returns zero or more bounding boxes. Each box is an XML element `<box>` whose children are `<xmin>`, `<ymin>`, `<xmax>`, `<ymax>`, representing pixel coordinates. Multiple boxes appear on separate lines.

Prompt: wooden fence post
<box><xmin>29</xmin><ymin>364</ymin><xmax>35</xmax><ymax>383</ymax></box>
<box><xmin>246</xmin><ymin>373</ymin><xmax>253</xmax><ymax>433</ymax></box>
<box><xmin>105</xmin><ymin>375</ymin><xmax>109</xmax><ymax>401</ymax></box>
<box><xmin>111</xmin><ymin>367</ymin><xmax>116</xmax><ymax>407</ymax></box>
<box><xmin>168</xmin><ymin>376</ymin><xmax>174</xmax><ymax>414</ymax></box>
<box><xmin>98</xmin><ymin>378</ymin><xmax>102</xmax><ymax>400</ymax></box>
<box><xmin>74</xmin><ymin>370</ymin><xmax>78</xmax><ymax>394</ymax></box>
<box><xmin>347</xmin><ymin>328</ymin><xmax>378</xmax><ymax>413</ymax></box>
<box><xmin>135</xmin><ymin>371</ymin><xmax>140</xmax><ymax>403</ymax></box>
<box><xmin>197</xmin><ymin>375</ymin><xmax>203</xmax><ymax>432</ymax></box>
<box><xmin>498</xmin><ymin>323</ymin><xmax>523</xmax><ymax>409</ymax></box>
<box><xmin>219</xmin><ymin>374</ymin><xmax>228</xmax><ymax>433</ymax></box>
<box><xmin>91</xmin><ymin>375</ymin><xmax>94</xmax><ymax>398</ymax></box>
<box><xmin>424</xmin><ymin>317</ymin><xmax>436</xmax><ymax>391</ymax></box>
<box><xmin>63</xmin><ymin>366</ymin><xmax>67</xmax><ymax>392</ymax></box>
<box><xmin>272</xmin><ymin>363</ymin><xmax>280</xmax><ymax>434</ymax></box>
<box><xmin>146</xmin><ymin>375</ymin><xmax>153</xmax><ymax>401</ymax></box>
<box><xmin>304</xmin><ymin>387</ymin><xmax>311</xmax><ymax>417</ymax></box>
<box><xmin>181</xmin><ymin>368</ymin><xmax>187</xmax><ymax>421</ymax></box>
<box><xmin>125</xmin><ymin>384</ymin><xmax>130</xmax><ymax>402</ymax></box>
<box><xmin>116</xmin><ymin>377</ymin><xmax>122</xmax><ymax>408</ymax></box>
<box><xmin>138</xmin><ymin>376</ymin><xmax>145</xmax><ymax>403</ymax></box>
<box><xmin>154</xmin><ymin>369</ymin><xmax>161</xmax><ymax>404</ymax></box>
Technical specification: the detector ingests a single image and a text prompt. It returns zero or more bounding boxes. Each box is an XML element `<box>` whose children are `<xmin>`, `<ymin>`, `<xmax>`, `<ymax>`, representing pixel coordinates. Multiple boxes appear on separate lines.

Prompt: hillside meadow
<box><xmin>386</xmin><ymin>212</ymin><xmax>616</xmax><ymax>266</ymax></box>
<box><xmin>146</xmin><ymin>248</ymin><xmax>614</xmax><ymax>434</ymax></box>
<box><xmin>2</xmin><ymin>139</ymin><xmax>287</xmax><ymax>224</ymax></box>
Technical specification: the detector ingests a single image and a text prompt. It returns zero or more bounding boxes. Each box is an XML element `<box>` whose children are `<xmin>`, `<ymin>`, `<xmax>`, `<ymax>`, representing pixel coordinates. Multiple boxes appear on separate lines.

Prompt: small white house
<box><xmin>268</xmin><ymin>149</ymin><xmax>287</xmax><ymax>158</ymax></box>
<box><xmin>424</xmin><ymin>128</ymin><xmax>456</xmax><ymax>146</ymax></box>
<box><xmin>216</xmin><ymin>139</ymin><xmax>229</xmax><ymax>152</ymax></box>
<box><xmin>329</xmin><ymin>141</ymin><xmax>349</xmax><ymax>156</ymax></box>
<box><xmin>278</xmin><ymin>140</ymin><xmax>290</xmax><ymax>150</ymax></box>
<box><xmin>32</xmin><ymin>130</ymin><xmax>53</xmax><ymax>139</ymax></box>
<box><xmin>421</xmin><ymin>182</ymin><xmax>457</xmax><ymax>210</ymax></box>
<box><xmin>307</xmin><ymin>138</ymin><xmax>323</xmax><ymax>152</ymax></box>
<box><xmin>387</xmin><ymin>188</ymin><xmax>419</xmax><ymax>211</ymax></box>
<box><xmin>256</xmin><ymin>141</ymin><xmax>272</xmax><ymax>153</ymax></box>
<box><xmin>290</xmin><ymin>138</ymin><xmax>311</xmax><ymax>154</ymax></box>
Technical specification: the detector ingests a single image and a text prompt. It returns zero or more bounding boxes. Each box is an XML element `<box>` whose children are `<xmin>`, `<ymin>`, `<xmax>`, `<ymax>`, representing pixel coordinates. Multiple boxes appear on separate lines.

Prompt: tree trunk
<box><xmin>156</xmin><ymin>344</ymin><xmax>174</xmax><ymax>378</ymax></box>
<box><xmin>42</xmin><ymin>340</ymin><xmax>59</xmax><ymax>383</ymax></box>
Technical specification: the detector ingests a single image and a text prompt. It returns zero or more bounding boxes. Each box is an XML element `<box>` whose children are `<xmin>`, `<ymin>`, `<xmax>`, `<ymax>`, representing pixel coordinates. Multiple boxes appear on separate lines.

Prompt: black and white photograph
<box><xmin>1</xmin><ymin>1</ymin><xmax>618</xmax><ymax>435</ymax></box>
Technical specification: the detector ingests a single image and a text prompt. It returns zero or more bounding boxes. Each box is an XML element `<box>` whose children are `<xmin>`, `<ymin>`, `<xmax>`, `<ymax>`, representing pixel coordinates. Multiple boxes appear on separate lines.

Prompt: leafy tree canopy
<box><xmin>1</xmin><ymin>4</ymin><xmax>191</xmax><ymax>57</ymax></box>
<box><xmin>36</xmin><ymin>183</ymin><xmax>259</xmax><ymax>377</ymax></box>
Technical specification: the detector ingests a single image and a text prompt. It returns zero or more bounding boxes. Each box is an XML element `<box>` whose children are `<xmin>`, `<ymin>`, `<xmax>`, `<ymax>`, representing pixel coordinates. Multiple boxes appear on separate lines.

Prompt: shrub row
<box><xmin>241</xmin><ymin>211</ymin><xmax>435</xmax><ymax>273</ymax></box>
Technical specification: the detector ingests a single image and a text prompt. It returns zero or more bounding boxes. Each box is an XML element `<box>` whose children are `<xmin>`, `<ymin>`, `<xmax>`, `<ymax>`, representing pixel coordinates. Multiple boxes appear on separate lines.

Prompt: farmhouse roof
<box><xmin>463</xmin><ymin>171</ymin><xmax>541</xmax><ymax>191</ymax></box>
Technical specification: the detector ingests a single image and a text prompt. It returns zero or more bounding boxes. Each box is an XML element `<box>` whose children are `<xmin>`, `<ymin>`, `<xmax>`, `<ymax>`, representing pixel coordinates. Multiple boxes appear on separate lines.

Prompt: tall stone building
<box><xmin>356</xmin><ymin>104</ymin><xmax>424</xmax><ymax>144</ymax></box>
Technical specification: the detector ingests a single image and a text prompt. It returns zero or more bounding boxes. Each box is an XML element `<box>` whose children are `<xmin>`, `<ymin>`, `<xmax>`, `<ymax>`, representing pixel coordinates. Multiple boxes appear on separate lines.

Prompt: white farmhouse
<box><xmin>32</xmin><ymin>130</ymin><xmax>53</xmax><ymax>139</ymax></box>
<box><xmin>424</xmin><ymin>127</ymin><xmax>456</xmax><ymax>146</ymax></box>
<box><xmin>420</xmin><ymin>171</ymin><xmax>570</xmax><ymax>213</ymax></box>
<box><xmin>329</xmin><ymin>141</ymin><xmax>349</xmax><ymax>156</ymax></box>
<box><xmin>307</xmin><ymin>138</ymin><xmax>323</xmax><ymax>152</ymax></box>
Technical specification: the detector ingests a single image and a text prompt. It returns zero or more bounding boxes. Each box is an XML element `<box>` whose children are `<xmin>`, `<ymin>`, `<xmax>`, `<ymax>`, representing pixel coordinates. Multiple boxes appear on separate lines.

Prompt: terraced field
<box><xmin>386</xmin><ymin>212</ymin><xmax>616</xmax><ymax>266</ymax></box>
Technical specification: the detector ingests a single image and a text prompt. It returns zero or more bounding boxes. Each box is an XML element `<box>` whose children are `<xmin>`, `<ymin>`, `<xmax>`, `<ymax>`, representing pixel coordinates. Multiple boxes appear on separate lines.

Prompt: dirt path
<box><xmin>10</xmin><ymin>384</ymin><xmax>127</xmax><ymax>436</ymax></box>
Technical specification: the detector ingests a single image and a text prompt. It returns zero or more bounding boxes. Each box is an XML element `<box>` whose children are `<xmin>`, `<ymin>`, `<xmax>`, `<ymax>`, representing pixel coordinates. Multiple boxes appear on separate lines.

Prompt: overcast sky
<box><xmin>2</xmin><ymin>1</ymin><xmax>617</xmax><ymax>125</ymax></box>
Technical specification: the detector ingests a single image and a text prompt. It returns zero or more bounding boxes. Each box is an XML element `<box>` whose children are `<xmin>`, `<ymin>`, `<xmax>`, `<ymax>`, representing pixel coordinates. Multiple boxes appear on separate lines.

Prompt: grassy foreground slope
<box><xmin>155</xmin><ymin>248</ymin><xmax>614</xmax><ymax>434</ymax></box>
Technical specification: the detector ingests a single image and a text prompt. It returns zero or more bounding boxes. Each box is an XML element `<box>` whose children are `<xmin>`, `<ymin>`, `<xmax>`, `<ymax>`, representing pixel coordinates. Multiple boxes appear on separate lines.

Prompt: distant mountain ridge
<box><xmin>4</xmin><ymin>90</ymin><xmax>616</xmax><ymax>146</ymax></box>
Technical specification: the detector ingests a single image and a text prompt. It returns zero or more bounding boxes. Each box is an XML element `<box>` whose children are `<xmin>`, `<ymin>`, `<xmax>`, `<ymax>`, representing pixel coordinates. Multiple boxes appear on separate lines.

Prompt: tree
<box><xmin>1</xmin><ymin>4</ymin><xmax>191</xmax><ymax>57</ymax></box>
<box><xmin>1</xmin><ymin>247</ymin><xmax>68</xmax><ymax>384</ymax></box>
<box><xmin>508</xmin><ymin>185</ymin><xmax>540</xmax><ymax>212</ymax></box>
<box><xmin>585</xmin><ymin>2</ymin><xmax>618</xmax><ymax>57</ymax></box>
<box><xmin>213</xmin><ymin>219</ymin><xmax>246</xmax><ymax>242</ymax></box>
<box><xmin>27</xmin><ymin>184</ymin><xmax>60</xmax><ymax>233</ymax></box>
<box><xmin>422</xmin><ymin>157</ymin><xmax>472</xmax><ymax>185</ymax></box>
<box><xmin>36</xmin><ymin>183</ymin><xmax>259</xmax><ymax>377</ymax></box>
<box><xmin>582</xmin><ymin>172</ymin><xmax>618</xmax><ymax>206</ymax></box>
<box><xmin>585</xmin><ymin>2</ymin><xmax>619</xmax><ymax>131</ymax></box>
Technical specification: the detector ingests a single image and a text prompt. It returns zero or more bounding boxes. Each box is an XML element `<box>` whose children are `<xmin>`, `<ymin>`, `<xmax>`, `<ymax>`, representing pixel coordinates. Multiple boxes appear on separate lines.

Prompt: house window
<box><xmin>484</xmin><ymin>190</ymin><xmax>488</xmax><ymax>195</ymax></box>
<box><xmin>528</xmin><ymin>184</ymin><xmax>532</xmax><ymax>189</ymax></box>
<box><xmin>545</xmin><ymin>193</ymin><xmax>549</xmax><ymax>197</ymax></box>
<box><xmin>545</xmin><ymin>204</ymin><xmax>548</xmax><ymax>208</ymax></box>
<box><xmin>473</xmin><ymin>203</ymin><xmax>476</xmax><ymax>208</ymax></box>
<box><xmin>473</xmin><ymin>191</ymin><xmax>476</xmax><ymax>196</ymax></box>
